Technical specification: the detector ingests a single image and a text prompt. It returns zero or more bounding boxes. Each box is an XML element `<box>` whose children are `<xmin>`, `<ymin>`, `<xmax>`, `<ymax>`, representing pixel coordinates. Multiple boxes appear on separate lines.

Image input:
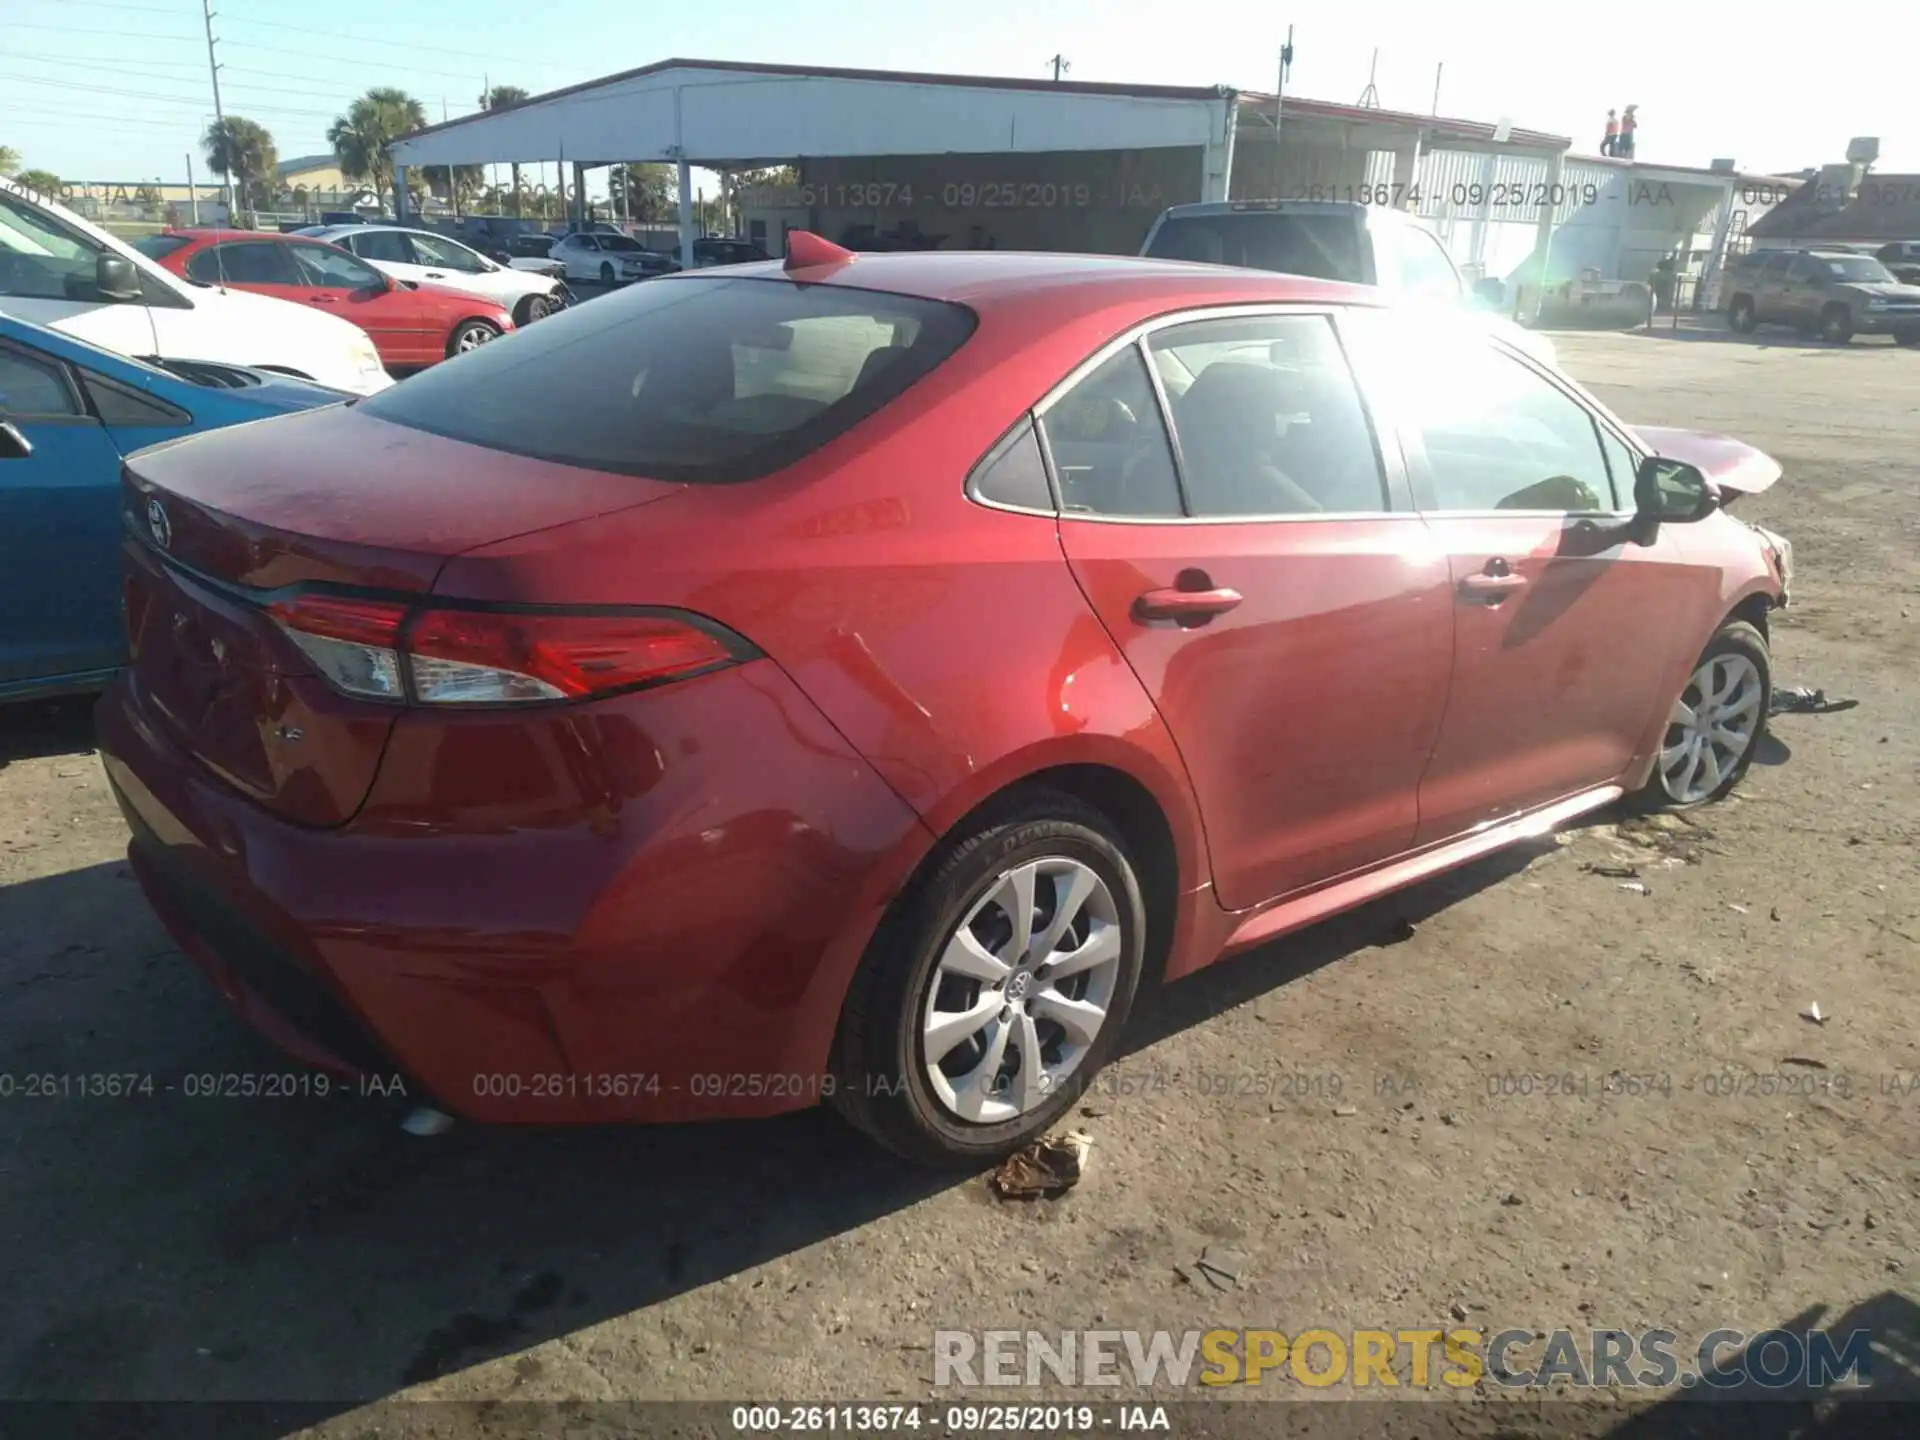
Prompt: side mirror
<box><xmin>0</xmin><ymin>420</ymin><xmax>33</xmax><ymax>460</ymax></box>
<box><xmin>1631</xmin><ymin>456</ymin><xmax>1719</xmax><ymax>543</ymax></box>
<box><xmin>96</xmin><ymin>254</ymin><xmax>142</xmax><ymax>302</ymax></box>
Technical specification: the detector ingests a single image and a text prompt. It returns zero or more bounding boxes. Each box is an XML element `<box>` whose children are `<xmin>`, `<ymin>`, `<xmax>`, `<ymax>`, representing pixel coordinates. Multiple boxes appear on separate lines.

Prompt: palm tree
<box><xmin>203</xmin><ymin>116</ymin><xmax>278</xmax><ymax>219</ymax></box>
<box><xmin>0</xmin><ymin>145</ymin><xmax>20</xmax><ymax>178</ymax></box>
<box><xmin>328</xmin><ymin>86</ymin><xmax>428</xmax><ymax>218</ymax></box>
<box><xmin>479</xmin><ymin>84</ymin><xmax>531</xmax><ymax>215</ymax></box>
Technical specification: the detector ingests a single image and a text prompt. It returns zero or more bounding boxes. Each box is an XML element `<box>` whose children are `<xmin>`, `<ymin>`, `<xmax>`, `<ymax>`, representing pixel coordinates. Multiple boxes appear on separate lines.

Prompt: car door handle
<box><xmin>309</xmin><ymin>294</ymin><xmax>338</xmax><ymax>303</ymax></box>
<box><xmin>424</xmin><ymin>271</ymin><xmax>446</xmax><ymax>279</ymax></box>
<box><xmin>1458</xmin><ymin>569</ymin><xmax>1527</xmax><ymax>602</ymax></box>
<box><xmin>1132</xmin><ymin>586</ymin><xmax>1243</xmax><ymax>624</ymax></box>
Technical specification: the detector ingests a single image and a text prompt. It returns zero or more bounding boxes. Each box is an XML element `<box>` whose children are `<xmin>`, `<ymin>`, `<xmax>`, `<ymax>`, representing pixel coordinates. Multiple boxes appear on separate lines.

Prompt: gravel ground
<box><xmin>1</xmin><ymin>326</ymin><xmax>1914</xmax><ymax>1438</ymax></box>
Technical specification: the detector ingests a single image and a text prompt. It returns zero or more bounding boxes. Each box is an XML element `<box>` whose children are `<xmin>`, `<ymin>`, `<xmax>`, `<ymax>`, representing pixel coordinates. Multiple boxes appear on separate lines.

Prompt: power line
<box><xmin>1</xmin><ymin>51</ymin><xmax>352</xmax><ymax>102</ymax></box>
<box><xmin>0</xmin><ymin>21</ymin><xmax>201</xmax><ymax>42</ymax></box>
<box><xmin>0</xmin><ymin>69</ymin><xmax>341</xmax><ymax>117</ymax></box>
<box><xmin>223</xmin><ymin>39</ymin><xmax>491</xmax><ymax>83</ymax></box>
<box><xmin>218</xmin><ymin>12</ymin><xmax>577</xmax><ymax>71</ymax></box>
<box><xmin>20</xmin><ymin>0</ymin><xmax>191</xmax><ymax>12</ymax></box>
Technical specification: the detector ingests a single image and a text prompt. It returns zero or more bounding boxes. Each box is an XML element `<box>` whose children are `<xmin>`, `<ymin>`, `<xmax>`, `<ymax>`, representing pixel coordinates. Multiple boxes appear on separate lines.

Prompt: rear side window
<box><xmin>132</xmin><ymin>233</ymin><xmax>193</xmax><ymax>262</ymax></box>
<box><xmin>1037</xmin><ymin>345</ymin><xmax>1183</xmax><ymax>518</ymax></box>
<box><xmin>1145</xmin><ymin>213</ymin><xmax>1364</xmax><ymax>283</ymax></box>
<box><xmin>187</xmin><ymin>242</ymin><xmax>297</xmax><ymax>286</ymax></box>
<box><xmin>359</xmin><ymin>275</ymin><xmax>977</xmax><ymax>482</ymax></box>
<box><xmin>351</xmin><ymin>230</ymin><xmax>413</xmax><ymax>264</ymax></box>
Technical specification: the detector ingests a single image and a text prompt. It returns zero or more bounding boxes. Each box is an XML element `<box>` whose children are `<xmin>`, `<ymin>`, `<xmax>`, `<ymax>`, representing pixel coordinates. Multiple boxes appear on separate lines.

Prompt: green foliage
<box><xmin>328</xmin><ymin>87</ymin><xmax>429</xmax><ymax>215</ymax></box>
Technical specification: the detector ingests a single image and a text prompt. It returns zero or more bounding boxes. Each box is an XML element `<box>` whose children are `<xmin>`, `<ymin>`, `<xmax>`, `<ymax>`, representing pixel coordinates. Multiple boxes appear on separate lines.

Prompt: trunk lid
<box><xmin>120</xmin><ymin>404</ymin><xmax>683</xmax><ymax>826</ymax></box>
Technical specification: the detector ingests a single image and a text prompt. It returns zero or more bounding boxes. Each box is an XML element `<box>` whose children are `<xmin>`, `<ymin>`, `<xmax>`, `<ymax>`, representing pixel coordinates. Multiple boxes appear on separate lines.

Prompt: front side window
<box><xmin>358</xmin><ymin>275</ymin><xmax>976</xmax><ymax>482</ymax></box>
<box><xmin>350</xmin><ymin>229</ymin><xmax>413</xmax><ymax>264</ymax></box>
<box><xmin>185</xmin><ymin>242</ymin><xmax>298</xmax><ymax>286</ymax></box>
<box><xmin>1786</xmin><ymin>255</ymin><xmax>1823</xmax><ymax>282</ymax></box>
<box><xmin>0</xmin><ymin>346</ymin><xmax>80</xmax><ymax>418</ymax></box>
<box><xmin>131</xmin><ymin>233</ymin><xmax>193</xmax><ymax>263</ymax></box>
<box><xmin>1037</xmin><ymin>345</ymin><xmax>1182</xmax><ymax>518</ymax></box>
<box><xmin>1149</xmin><ymin>313</ymin><xmax>1388</xmax><ymax>516</ymax></box>
<box><xmin>291</xmin><ymin>244</ymin><xmax>382</xmax><ymax>290</ymax></box>
<box><xmin>1347</xmin><ymin>314</ymin><xmax>1616</xmax><ymax>513</ymax></box>
<box><xmin>409</xmin><ymin>232</ymin><xmax>486</xmax><ymax>272</ymax></box>
<box><xmin>0</xmin><ymin>189</ymin><xmax>104</xmax><ymax>300</ymax></box>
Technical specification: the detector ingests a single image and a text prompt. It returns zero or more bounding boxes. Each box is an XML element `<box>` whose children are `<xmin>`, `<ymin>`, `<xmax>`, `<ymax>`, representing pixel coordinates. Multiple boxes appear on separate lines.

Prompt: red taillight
<box><xmin>268</xmin><ymin>595</ymin><xmax>739</xmax><ymax>706</ymax></box>
<box><xmin>408</xmin><ymin>609</ymin><xmax>734</xmax><ymax>704</ymax></box>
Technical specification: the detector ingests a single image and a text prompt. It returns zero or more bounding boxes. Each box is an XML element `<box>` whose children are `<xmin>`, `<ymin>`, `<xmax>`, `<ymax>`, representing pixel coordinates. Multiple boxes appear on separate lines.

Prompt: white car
<box><xmin>548</xmin><ymin>232</ymin><xmax>679</xmax><ymax>285</ymax></box>
<box><xmin>0</xmin><ymin>177</ymin><xmax>390</xmax><ymax>395</ymax></box>
<box><xmin>305</xmin><ymin>225</ymin><xmax>567</xmax><ymax>326</ymax></box>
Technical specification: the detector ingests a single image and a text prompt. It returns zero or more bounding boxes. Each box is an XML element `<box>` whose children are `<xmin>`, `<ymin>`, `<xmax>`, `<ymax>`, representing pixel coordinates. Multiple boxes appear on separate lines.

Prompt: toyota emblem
<box><xmin>146</xmin><ymin>497</ymin><xmax>172</xmax><ymax>550</ymax></box>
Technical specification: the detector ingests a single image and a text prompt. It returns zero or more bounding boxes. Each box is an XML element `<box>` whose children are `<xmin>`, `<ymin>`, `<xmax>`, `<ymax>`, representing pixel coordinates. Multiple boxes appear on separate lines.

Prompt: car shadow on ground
<box><xmin>0</xmin><ymin>695</ymin><xmax>99</xmax><ymax>770</ymax></box>
<box><xmin>0</xmin><ymin>785</ymin><xmax>1574</xmax><ymax>1422</ymax></box>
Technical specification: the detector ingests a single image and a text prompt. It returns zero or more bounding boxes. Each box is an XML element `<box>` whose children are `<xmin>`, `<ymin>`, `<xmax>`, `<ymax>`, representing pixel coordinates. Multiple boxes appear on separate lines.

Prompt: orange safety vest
<box><xmin>1605</xmin><ymin>117</ymin><xmax>1620</xmax><ymax>137</ymax></box>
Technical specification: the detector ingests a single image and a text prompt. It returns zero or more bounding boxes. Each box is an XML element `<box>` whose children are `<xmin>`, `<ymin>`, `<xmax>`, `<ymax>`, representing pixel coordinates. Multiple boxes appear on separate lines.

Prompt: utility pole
<box><xmin>185</xmin><ymin>152</ymin><xmax>199</xmax><ymax>225</ymax></box>
<box><xmin>1431</xmin><ymin>62</ymin><xmax>1443</xmax><ymax>116</ymax></box>
<box><xmin>1273</xmin><ymin>26</ymin><xmax>1293</xmax><ymax>198</ymax></box>
<box><xmin>201</xmin><ymin>0</ymin><xmax>231</xmax><ymax>219</ymax></box>
<box><xmin>1048</xmin><ymin>54</ymin><xmax>1070</xmax><ymax>82</ymax></box>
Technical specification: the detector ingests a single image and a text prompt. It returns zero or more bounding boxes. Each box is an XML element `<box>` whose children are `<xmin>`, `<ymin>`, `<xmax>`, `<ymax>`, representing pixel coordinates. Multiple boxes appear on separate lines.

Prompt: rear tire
<box><xmin>446</xmin><ymin>319</ymin><xmax>501</xmax><ymax>357</ymax></box>
<box><xmin>1632</xmin><ymin>620</ymin><xmax>1771</xmax><ymax>811</ymax></box>
<box><xmin>830</xmin><ymin>791</ymin><xmax>1146</xmax><ymax>1168</ymax></box>
<box><xmin>1819</xmin><ymin>304</ymin><xmax>1853</xmax><ymax>344</ymax></box>
<box><xmin>598</xmin><ymin>261</ymin><xmax>615</xmax><ymax>285</ymax></box>
<box><xmin>1727</xmin><ymin>295</ymin><xmax>1756</xmax><ymax>333</ymax></box>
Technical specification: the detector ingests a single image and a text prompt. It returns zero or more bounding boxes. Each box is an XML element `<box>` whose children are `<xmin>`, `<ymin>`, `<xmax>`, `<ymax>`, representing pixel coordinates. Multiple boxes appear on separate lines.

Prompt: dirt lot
<box><xmin>2</xmin><ymin>327</ymin><xmax>1915</xmax><ymax>1437</ymax></box>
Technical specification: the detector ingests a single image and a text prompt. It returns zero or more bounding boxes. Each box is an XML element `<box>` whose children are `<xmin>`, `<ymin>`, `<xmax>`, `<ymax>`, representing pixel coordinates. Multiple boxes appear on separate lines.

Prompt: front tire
<box><xmin>1819</xmin><ymin>304</ymin><xmax>1853</xmax><ymax>344</ymax></box>
<box><xmin>446</xmin><ymin>319</ymin><xmax>501</xmax><ymax>357</ymax></box>
<box><xmin>1727</xmin><ymin>295</ymin><xmax>1757</xmax><ymax>333</ymax></box>
<box><xmin>831</xmin><ymin>792</ymin><xmax>1146</xmax><ymax>1168</ymax></box>
<box><xmin>598</xmin><ymin>261</ymin><xmax>615</xmax><ymax>285</ymax></box>
<box><xmin>515</xmin><ymin>293</ymin><xmax>554</xmax><ymax>325</ymax></box>
<box><xmin>1634</xmin><ymin>620</ymin><xmax>1771</xmax><ymax>810</ymax></box>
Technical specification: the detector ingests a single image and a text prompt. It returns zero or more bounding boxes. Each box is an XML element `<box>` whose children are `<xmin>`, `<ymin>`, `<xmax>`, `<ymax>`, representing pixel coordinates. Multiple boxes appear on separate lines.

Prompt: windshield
<box><xmin>358</xmin><ymin>274</ymin><xmax>976</xmax><ymax>482</ymax></box>
<box><xmin>1144</xmin><ymin>212</ymin><xmax>1365</xmax><ymax>283</ymax></box>
<box><xmin>1824</xmin><ymin>256</ymin><xmax>1895</xmax><ymax>282</ymax></box>
<box><xmin>131</xmin><ymin>234</ymin><xmax>193</xmax><ymax>261</ymax></box>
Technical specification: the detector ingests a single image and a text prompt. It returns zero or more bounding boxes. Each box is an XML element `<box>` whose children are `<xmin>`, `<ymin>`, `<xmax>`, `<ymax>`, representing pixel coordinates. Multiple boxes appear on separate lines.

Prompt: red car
<box><xmin>136</xmin><ymin>229</ymin><xmax>512</xmax><ymax>370</ymax></box>
<box><xmin>97</xmin><ymin>234</ymin><xmax>1792</xmax><ymax>1166</ymax></box>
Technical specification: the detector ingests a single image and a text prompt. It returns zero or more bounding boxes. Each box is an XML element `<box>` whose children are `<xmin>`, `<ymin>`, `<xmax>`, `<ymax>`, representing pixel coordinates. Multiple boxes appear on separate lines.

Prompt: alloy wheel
<box><xmin>920</xmin><ymin>857</ymin><xmax>1122</xmax><ymax>1124</ymax></box>
<box><xmin>1659</xmin><ymin>652</ymin><xmax>1763</xmax><ymax>803</ymax></box>
<box><xmin>455</xmin><ymin>324</ymin><xmax>496</xmax><ymax>353</ymax></box>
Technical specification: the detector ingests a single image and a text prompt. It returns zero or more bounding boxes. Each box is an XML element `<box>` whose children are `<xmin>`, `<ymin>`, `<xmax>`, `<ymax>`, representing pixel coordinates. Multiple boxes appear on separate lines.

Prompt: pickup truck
<box><xmin>1724</xmin><ymin>248</ymin><xmax>1920</xmax><ymax>344</ymax></box>
<box><xmin>1139</xmin><ymin>200</ymin><xmax>1557</xmax><ymax>366</ymax></box>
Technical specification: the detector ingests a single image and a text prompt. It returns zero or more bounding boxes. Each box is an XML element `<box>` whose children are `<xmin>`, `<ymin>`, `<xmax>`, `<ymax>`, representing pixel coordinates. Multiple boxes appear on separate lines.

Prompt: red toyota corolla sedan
<box><xmin>136</xmin><ymin>229</ymin><xmax>513</xmax><ymax>369</ymax></box>
<box><xmin>96</xmin><ymin>235</ymin><xmax>1792</xmax><ymax>1165</ymax></box>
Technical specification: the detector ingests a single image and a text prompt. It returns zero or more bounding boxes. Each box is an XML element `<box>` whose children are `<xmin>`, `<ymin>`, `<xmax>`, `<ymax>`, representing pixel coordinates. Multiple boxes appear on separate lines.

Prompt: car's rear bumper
<box><xmin>96</xmin><ymin>658</ymin><xmax>929</xmax><ymax>1124</ymax></box>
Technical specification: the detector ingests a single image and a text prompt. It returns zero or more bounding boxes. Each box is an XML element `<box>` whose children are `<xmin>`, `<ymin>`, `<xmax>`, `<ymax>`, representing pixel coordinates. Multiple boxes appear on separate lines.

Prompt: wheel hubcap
<box><xmin>458</xmin><ymin>328</ymin><xmax>492</xmax><ymax>352</ymax></box>
<box><xmin>921</xmin><ymin>857</ymin><xmax>1122</xmax><ymax>1124</ymax></box>
<box><xmin>1659</xmin><ymin>653</ymin><xmax>1762</xmax><ymax>803</ymax></box>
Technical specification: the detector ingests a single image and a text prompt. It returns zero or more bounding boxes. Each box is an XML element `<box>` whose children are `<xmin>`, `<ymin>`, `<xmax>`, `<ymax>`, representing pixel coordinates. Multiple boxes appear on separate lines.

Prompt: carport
<box><xmin>386</xmin><ymin>59</ymin><xmax>1239</xmax><ymax>268</ymax></box>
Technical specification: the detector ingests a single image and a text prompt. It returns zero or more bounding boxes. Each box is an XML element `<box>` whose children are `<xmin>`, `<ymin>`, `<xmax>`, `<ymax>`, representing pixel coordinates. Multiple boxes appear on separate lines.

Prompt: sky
<box><xmin>4</xmin><ymin>0</ymin><xmax>1915</xmax><ymax>194</ymax></box>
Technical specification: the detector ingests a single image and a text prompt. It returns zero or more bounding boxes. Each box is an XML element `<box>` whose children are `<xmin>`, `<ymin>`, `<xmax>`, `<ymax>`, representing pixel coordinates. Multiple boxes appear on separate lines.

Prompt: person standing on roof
<box><xmin>1602</xmin><ymin>109</ymin><xmax>1620</xmax><ymax>156</ymax></box>
<box><xmin>1618</xmin><ymin>105</ymin><xmax>1639</xmax><ymax>159</ymax></box>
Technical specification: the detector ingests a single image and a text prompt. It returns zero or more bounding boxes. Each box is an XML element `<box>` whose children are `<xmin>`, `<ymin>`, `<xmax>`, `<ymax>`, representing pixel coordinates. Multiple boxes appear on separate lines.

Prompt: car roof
<box><xmin>1154</xmin><ymin>200</ymin><xmax>1376</xmax><ymax>220</ymax></box>
<box><xmin>657</xmin><ymin>249</ymin><xmax>1382</xmax><ymax>311</ymax></box>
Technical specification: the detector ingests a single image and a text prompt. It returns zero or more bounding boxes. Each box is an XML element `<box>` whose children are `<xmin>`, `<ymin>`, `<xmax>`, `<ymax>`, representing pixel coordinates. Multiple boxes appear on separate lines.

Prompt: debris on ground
<box><xmin>1584</xmin><ymin>863</ymin><xmax>1641</xmax><ymax>879</ymax></box>
<box><xmin>990</xmin><ymin>1130</ymin><xmax>1092</xmax><ymax>1200</ymax></box>
<box><xmin>1333</xmin><ymin>1104</ymin><xmax>1358</xmax><ymax>1117</ymax></box>
<box><xmin>1780</xmin><ymin>1056</ymin><xmax>1828</xmax><ymax>1070</ymax></box>
<box><xmin>1770</xmin><ymin>686</ymin><xmax>1859</xmax><ymax>716</ymax></box>
<box><xmin>1178</xmin><ymin>1246</ymin><xmax>1246</xmax><ymax>1292</ymax></box>
<box><xmin>1801</xmin><ymin>1002</ymin><xmax>1829</xmax><ymax>1026</ymax></box>
<box><xmin>1619</xmin><ymin>881</ymin><xmax>1651</xmax><ymax>896</ymax></box>
<box><xmin>400</xmin><ymin>1106</ymin><xmax>455</xmax><ymax>1136</ymax></box>
<box><xmin>1728</xmin><ymin>903</ymin><xmax>1750</xmax><ymax>915</ymax></box>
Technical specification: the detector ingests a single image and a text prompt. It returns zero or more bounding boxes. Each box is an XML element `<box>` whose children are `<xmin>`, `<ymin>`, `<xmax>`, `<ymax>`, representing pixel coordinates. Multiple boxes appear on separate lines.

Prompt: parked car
<box><xmin>302</xmin><ymin>224</ymin><xmax>567</xmax><ymax>326</ymax></box>
<box><xmin>1724</xmin><ymin>248</ymin><xmax>1920</xmax><ymax>344</ymax></box>
<box><xmin>135</xmin><ymin>230</ymin><xmax>514</xmax><ymax>369</ymax></box>
<box><xmin>1140</xmin><ymin>199</ymin><xmax>1559</xmax><ymax>366</ymax></box>
<box><xmin>494</xmin><ymin>233</ymin><xmax>570</xmax><ymax>279</ymax></box>
<box><xmin>691</xmin><ymin>236</ymin><xmax>772</xmax><ymax>267</ymax></box>
<box><xmin>98</xmin><ymin>237</ymin><xmax>1791</xmax><ymax>1166</ymax></box>
<box><xmin>549</xmin><ymin>231</ymin><xmax>679</xmax><ymax>284</ymax></box>
<box><xmin>0</xmin><ymin>314</ymin><xmax>344</xmax><ymax>702</ymax></box>
<box><xmin>0</xmin><ymin>176</ymin><xmax>391</xmax><ymax>395</ymax></box>
<box><xmin>1872</xmin><ymin>241</ymin><xmax>1920</xmax><ymax>287</ymax></box>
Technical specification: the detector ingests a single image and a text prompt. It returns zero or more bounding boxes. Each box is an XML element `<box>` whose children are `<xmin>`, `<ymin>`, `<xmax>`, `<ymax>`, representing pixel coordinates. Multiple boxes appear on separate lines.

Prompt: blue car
<box><xmin>0</xmin><ymin>314</ymin><xmax>346</xmax><ymax>701</ymax></box>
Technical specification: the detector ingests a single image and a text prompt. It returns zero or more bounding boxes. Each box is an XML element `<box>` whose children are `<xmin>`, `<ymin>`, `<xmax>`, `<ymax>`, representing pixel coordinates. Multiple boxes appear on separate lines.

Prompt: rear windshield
<box><xmin>358</xmin><ymin>274</ymin><xmax>977</xmax><ymax>482</ymax></box>
<box><xmin>132</xmin><ymin>233</ymin><xmax>193</xmax><ymax>261</ymax></box>
<box><xmin>1145</xmin><ymin>213</ymin><xmax>1364</xmax><ymax>283</ymax></box>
